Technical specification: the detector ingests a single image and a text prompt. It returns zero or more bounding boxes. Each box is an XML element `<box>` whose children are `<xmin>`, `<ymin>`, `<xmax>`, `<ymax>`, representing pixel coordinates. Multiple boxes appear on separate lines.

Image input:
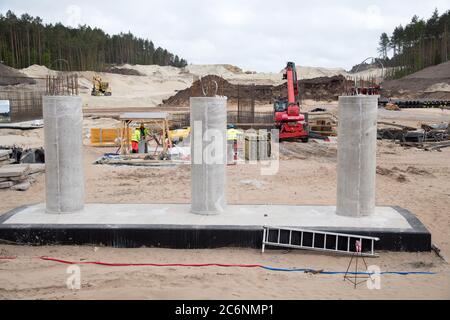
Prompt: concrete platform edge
<box><xmin>0</xmin><ymin>204</ymin><xmax>431</xmax><ymax>252</ymax></box>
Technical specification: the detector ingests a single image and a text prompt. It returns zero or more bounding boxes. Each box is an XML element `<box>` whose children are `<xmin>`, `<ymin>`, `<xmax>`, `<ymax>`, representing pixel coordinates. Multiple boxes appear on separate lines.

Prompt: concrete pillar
<box><xmin>43</xmin><ymin>96</ymin><xmax>84</xmax><ymax>213</ymax></box>
<box><xmin>190</xmin><ymin>97</ymin><xmax>227</xmax><ymax>215</ymax></box>
<box><xmin>336</xmin><ymin>96</ymin><xmax>378</xmax><ymax>217</ymax></box>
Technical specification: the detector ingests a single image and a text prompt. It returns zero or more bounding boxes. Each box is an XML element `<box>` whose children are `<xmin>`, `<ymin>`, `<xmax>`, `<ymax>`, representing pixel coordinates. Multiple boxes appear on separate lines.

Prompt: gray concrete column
<box><xmin>43</xmin><ymin>96</ymin><xmax>84</xmax><ymax>213</ymax></box>
<box><xmin>190</xmin><ymin>97</ymin><xmax>227</xmax><ymax>215</ymax></box>
<box><xmin>336</xmin><ymin>95</ymin><xmax>378</xmax><ymax>217</ymax></box>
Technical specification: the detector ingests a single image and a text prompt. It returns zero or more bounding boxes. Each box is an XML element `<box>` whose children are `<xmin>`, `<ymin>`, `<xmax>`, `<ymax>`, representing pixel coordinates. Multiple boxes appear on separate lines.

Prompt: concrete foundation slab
<box><xmin>0</xmin><ymin>204</ymin><xmax>431</xmax><ymax>252</ymax></box>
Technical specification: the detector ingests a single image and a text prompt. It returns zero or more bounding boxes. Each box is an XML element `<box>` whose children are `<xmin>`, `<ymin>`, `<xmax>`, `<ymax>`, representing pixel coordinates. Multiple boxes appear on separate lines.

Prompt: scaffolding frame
<box><xmin>119</xmin><ymin>112</ymin><xmax>171</xmax><ymax>156</ymax></box>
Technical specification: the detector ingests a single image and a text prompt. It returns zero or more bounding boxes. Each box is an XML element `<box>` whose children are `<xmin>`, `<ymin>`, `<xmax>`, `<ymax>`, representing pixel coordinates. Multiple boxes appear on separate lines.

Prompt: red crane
<box><xmin>274</xmin><ymin>62</ymin><xmax>309</xmax><ymax>142</ymax></box>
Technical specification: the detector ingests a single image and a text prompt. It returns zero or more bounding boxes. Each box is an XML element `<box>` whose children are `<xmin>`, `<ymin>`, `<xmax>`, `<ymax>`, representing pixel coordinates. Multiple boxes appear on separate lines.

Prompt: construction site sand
<box><xmin>1</xmin><ymin>65</ymin><xmax>448</xmax><ymax>299</ymax></box>
<box><xmin>0</xmin><ymin>131</ymin><xmax>449</xmax><ymax>299</ymax></box>
<box><xmin>18</xmin><ymin>64</ymin><xmax>389</xmax><ymax>110</ymax></box>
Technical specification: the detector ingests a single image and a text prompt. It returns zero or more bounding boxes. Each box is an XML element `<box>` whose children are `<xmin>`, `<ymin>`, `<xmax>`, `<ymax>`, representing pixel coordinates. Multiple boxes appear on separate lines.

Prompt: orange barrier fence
<box><xmin>90</xmin><ymin>128</ymin><xmax>132</xmax><ymax>147</ymax></box>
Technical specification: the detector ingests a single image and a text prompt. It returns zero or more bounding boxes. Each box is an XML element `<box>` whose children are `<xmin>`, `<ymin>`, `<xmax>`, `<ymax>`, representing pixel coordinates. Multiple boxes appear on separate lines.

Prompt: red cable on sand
<box><xmin>39</xmin><ymin>256</ymin><xmax>263</xmax><ymax>268</ymax></box>
<box><xmin>3</xmin><ymin>257</ymin><xmax>436</xmax><ymax>276</ymax></box>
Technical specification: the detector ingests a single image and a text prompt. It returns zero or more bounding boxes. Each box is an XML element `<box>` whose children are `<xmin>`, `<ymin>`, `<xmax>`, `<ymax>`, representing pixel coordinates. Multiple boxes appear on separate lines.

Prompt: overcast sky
<box><xmin>1</xmin><ymin>1</ymin><xmax>449</xmax><ymax>71</ymax></box>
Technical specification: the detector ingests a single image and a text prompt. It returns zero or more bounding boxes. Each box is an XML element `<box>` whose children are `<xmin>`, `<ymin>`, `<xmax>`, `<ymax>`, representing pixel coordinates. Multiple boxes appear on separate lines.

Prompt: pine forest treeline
<box><xmin>378</xmin><ymin>9</ymin><xmax>450</xmax><ymax>79</ymax></box>
<box><xmin>0</xmin><ymin>10</ymin><xmax>188</xmax><ymax>71</ymax></box>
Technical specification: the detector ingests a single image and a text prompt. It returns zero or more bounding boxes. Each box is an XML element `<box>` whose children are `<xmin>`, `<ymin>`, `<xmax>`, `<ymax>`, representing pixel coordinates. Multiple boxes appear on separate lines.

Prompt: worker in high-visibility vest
<box><xmin>131</xmin><ymin>123</ymin><xmax>149</xmax><ymax>153</ymax></box>
<box><xmin>227</xmin><ymin>127</ymin><xmax>240</xmax><ymax>141</ymax></box>
<box><xmin>227</xmin><ymin>125</ymin><xmax>241</xmax><ymax>163</ymax></box>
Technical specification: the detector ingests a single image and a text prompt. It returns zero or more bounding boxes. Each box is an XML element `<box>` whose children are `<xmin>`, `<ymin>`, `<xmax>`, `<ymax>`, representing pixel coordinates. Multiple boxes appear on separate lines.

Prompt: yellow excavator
<box><xmin>91</xmin><ymin>75</ymin><xmax>112</xmax><ymax>96</ymax></box>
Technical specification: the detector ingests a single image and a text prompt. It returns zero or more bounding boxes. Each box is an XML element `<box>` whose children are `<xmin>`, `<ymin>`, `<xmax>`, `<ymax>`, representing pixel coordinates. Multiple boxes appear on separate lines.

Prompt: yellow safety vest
<box><xmin>227</xmin><ymin>129</ymin><xmax>240</xmax><ymax>141</ymax></box>
<box><xmin>132</xmin><ymin>129</ymin><xmax>141</xmax><ymax>142</ymax></box>
<box><xmin>132</xmin><ymin>128</ymin><xmax>150</xmax><ymax>142</ymax></box>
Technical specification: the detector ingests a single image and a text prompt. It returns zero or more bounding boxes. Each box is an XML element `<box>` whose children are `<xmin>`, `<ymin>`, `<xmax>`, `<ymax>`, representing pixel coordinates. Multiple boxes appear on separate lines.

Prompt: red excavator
<box><xmin>274</xmin><ymin>62</ymin><xmax>309</xmax><ymax>142</ymax></box>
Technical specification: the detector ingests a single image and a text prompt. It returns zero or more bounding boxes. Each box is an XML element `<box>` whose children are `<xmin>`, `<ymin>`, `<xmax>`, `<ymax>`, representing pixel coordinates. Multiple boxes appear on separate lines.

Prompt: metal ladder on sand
<box><xmin>262</xmin><ymin>226</ymin><xmax>380</xmax><ymax>257</ymax></box>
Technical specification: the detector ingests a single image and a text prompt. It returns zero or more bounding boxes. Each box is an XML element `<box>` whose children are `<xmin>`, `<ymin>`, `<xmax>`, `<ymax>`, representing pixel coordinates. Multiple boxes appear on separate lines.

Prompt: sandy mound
<box><xmin>295</xmin><ymin>66</ymin><xmax>347</xmax><ymax>79</ymax></box>
<box><xmin>105</xmin><ymin>67</ymin><xmax>144</xmax><ymax>76</ymax></box>
<box><xmin>183</xmin><ymin>64</ymin><xmax>352</xmax><ymax>85</ymax></box>
<box><xmin>425</xmin><ymin>82</ymin><xmax>450</xmax><ymax>93</ymax></box>
<box><xmin>280</xmin><ymin>140</ymin><xmax>337</xmax><ymax>161</ymax></box>
<box><xmin>0</xmin><ymin>64</ymin><xmax>36</xmax><ymax>86</ymax></box>
<box><xmin>350</xmin><ymin>67</ymin><xmax>387</xmax><ymax>79</ymax></box>
<box><xmin>162</xmin><ymin>74</ymin><xmax>347</xmax><ymax>107</ymax></box>
<box><xmin>21</xmin><ymin>64</ymin><xmax>58</xmax><ymax>78</ymax></box>
<box><xmin>382</xmin><ymin>61</ymin><xmax>450</xmax><ymax>99</ymax></box>
<box><xmin>120</xmin><ymin>64</ymin><xmax>185</xmax><ymax>78</ymax></box>
<box><xmin>19</xmin><ymin>64</ymin><xmax>193</xmax><ymax>109</ymax></box>
<box><xmin>12</xmin><ymin>62</ymin><xmax>383</xmax><ymax>109</ymax></box>
<box><xmin>183</xmin><ymin>64</ymin><xmax>245</xmax><ymax>78</ymax></box>
<box><xmin>404</xmin><ymin>61</ymin><xmax>450</xmax><ymax>79</ymax></box>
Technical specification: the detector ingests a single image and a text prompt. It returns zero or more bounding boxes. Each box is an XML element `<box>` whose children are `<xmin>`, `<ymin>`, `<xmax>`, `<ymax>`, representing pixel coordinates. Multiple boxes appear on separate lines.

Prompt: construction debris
<box><xmin>377</xmin><ymin>121</ymin><xmax>449</xmax><ymax>148</ymax></box>
<box><xmin>2</xmin><ymin>147</ymin><xmax>45</xmax><ymax>164</ymax></box>
<box><xmin>0</xmin><ymin>119</ymin><xmax>44</xmax><ymax>129</ymax></box>
<box><xmin>308</xmin><ymin>112</ymin><xmax>338</xmax><ymax>136</ymax></box>
<box><xmin>399</xmin><ymin>140</ymin><xmax>450</xmax><ymax>151</ymax></box>
<box><xmin>94</xmin><ymin>156</ymin><xmax>187</xmax><ymax>167</ymax></box>
<box><xmin>0</xmin><ymin>162</ymin><xmax>45</xmax><ymax>191</ymax></box>
<box><xmin>0</xmin><ymin>149</ymin><xmax>13</xmax><ymax>166</ymax></box>
<box><xmin>378</xmin><ymin>99</ymin><xmax>450</xmax><ymax>110</ymax></box>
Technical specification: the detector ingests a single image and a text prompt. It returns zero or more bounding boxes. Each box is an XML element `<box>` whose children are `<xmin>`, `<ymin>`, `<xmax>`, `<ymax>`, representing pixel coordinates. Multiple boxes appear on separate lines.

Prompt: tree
<box><xmin>378</xmin><ymin>32</ymin><xmax>390</xmax><ymax>58</ymax></box>
<box><xmin>380</xmin><ymin>9</ymin><xmax>450</xmax><ymax>79</ymax></box>
<box><xmin>0</xmin><ymin>10</ymin><xmax>188</xmax><ymax>71</ymax></box>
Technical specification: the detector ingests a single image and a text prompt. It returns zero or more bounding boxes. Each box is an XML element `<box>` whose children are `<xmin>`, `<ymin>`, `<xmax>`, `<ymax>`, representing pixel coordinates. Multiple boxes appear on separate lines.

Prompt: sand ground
<box><xmin>1</xmin><ymin>61</ymin><xmax>449</xmax><ymax>299</ymax></box>
<box><xmin>0</xmin><ymin>122</ymin><xmax>449</xmax><ymax>299</ymax></box>
<box><xmin>1</xmin><ymin>246</ymin><xmax>448</xmax><ymax>300</ymax></box>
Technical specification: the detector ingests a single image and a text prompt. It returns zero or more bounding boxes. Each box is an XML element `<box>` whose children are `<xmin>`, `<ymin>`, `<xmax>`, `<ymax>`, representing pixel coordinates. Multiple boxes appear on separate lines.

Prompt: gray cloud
<box><xmin>1</xmin><ymin>0</ymin><xmax>448</xmax><ymax>71</ymax></box>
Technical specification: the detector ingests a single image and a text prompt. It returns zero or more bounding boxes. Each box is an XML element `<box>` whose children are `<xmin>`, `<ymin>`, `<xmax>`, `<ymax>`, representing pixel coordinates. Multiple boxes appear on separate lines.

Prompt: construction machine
<box><xmin>91</xmin><ymin>75</ymin><xmax>112</xmax><ymax>96</ymax></box>
<box><xmin>169</xmin><ymin>127</ymin><xmax>191</xmax><ymax>144</ymax></box>
<box><xmin>274</xmin><ymin>62</ymin><xmax>309</xmax><ymax>142</ymax></box>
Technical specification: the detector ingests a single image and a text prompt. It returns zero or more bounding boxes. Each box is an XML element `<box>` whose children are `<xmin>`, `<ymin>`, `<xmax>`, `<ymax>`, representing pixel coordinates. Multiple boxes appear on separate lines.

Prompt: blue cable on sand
<box><xmin>260</xmin><ymin>266</ymin><xmax>436</xmax><ymax>275</ymax></box>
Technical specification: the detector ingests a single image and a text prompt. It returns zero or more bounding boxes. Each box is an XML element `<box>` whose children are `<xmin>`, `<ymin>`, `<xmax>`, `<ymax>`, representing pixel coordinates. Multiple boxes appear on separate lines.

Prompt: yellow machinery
<box><xmin>169</xmin><ymin>127</ymin><xmax>190</xmax><ymax>144</ymax></box>
<box><xmin>91</xmin><ymin>75</ymin><xmax>112</xmax><ymax>96</ymax></box>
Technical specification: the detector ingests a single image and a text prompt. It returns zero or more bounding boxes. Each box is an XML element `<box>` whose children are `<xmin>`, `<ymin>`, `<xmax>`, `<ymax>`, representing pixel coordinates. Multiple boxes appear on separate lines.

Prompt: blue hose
<box><xmin>260</xmin><ymin>266</ymin><xmax>436</xmax><ymax>275</ymax></box>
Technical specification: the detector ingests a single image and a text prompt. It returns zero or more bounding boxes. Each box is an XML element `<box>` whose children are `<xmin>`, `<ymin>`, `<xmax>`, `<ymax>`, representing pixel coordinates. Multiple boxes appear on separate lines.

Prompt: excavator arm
<box><xmin>274</xmin><ymin>62</ymin><xmax>308</xmax><ymax>141</ymax></box>
<box><xmin>283</xmin><ymin>62</ymin><xmax>299</xmax><ymax>105</ymax></box>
